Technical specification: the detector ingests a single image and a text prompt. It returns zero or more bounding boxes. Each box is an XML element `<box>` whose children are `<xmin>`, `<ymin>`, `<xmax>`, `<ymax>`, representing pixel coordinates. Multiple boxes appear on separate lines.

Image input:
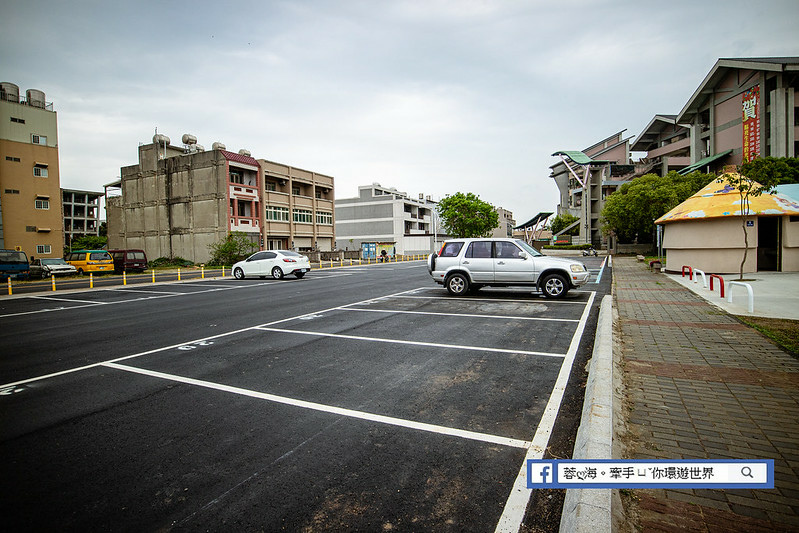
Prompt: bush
<box><xmin>542</xmin><ymin>244</ymin><xmax>595</xmax><ymax>250</ymax></box>
<box><xmin>150</xmin><ymin>256</ymin><xmax>194</xmax><ymax>268</ymax></box>
<box><xmin>207</xmin><ymin>232</ymin><xmax>258</xmax><ymax>266</ymax></box>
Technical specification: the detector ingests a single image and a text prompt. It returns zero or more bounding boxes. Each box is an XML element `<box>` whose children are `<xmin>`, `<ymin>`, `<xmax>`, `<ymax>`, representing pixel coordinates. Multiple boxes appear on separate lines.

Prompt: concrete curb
<box><xmin>559</xmin><ymin>294</ymin><xmax>613</xmax><ymax>533</ymax></box>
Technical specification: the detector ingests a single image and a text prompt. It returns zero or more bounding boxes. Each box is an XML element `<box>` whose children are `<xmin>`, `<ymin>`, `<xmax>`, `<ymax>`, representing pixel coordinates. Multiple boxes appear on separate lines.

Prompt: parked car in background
<box><xmin>232</xmin><ymin>250</ymin><xmax>311</xmax><ymax>280</ymax></box>
<box><xmin>30</xmin><ymin>258</ymin><xmax>78</xmax><ymax>278</ymax></box>
<box><xmin>108</xmin><ymin>249</ymin><xmax>148</xmax><ymax>273</ymax></box>
<box><xmin>65</xmin><ymin>250</ymin><xmax>114</xmax><ymax>275</ymax></box>
<box><xmin>427</xmin><ymin>238</ymin><xmax>590</xmax><ymax>298</ymax></box>
<box><xmin>0</xmin><ymin>249</ymin><xmax>30</xmax><ymax>281</ymax></box>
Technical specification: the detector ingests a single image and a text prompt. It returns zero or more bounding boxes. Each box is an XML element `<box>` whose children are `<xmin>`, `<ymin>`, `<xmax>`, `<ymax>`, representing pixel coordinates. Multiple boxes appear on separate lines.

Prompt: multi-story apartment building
<box><xmin>260</xmin><ymin>159</ymin><xmax>335</xmax><ymax>252</ymax></box>
<box><xmin>550</xmin><ymin>131</ymin><xmax>634</xmax><ymax>246</ymax></box>
<box><xmin>62</xmin><ymin>188</ymin><xmax>102</xmax><ymax>247</ymax></box>
<box><xmin>106</xmin><ymin>133</ymin><xmax>335</xmax><ymax>263</ymax></box>
<box><xmin>0</xmin><ymin>82</ymin><xmax>64</xmax><ymax>259</ymax></box>
<box><xmin>335</xmin><ymin>183</ymin><xmax>438</xmax><ymax>258</ymax></box>
<box><xmin>491</xmin><ymin>207</ymin><xmax>515</xmax><ymax>238</ymax></box>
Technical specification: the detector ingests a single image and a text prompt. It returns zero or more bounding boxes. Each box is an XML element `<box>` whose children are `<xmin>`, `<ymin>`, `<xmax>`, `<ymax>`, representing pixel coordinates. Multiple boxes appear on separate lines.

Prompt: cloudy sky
<box><xmin>3</xmin><ymin>0</ymin><xmax>798</xmax><ymax>224</ymax></box>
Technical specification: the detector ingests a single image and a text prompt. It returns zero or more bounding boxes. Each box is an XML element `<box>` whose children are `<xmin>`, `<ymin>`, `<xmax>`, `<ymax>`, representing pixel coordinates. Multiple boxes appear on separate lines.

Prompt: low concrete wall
<box><xmin>559</xmin><ymin>295</ymin><xmax>613</xmax><ymax>533</ymax></box>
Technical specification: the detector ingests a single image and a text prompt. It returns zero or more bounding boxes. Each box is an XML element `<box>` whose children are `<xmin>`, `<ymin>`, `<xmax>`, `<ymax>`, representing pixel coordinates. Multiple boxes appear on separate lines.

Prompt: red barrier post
<box><xmin>709</xmin><ymin>274</ymin><xmax>725</xmax><ymax>298</ymax></box>
<box><xmin>681</xmin><ymin>265</ymin><xmax>693</xmax><ymax>280</ymax></box>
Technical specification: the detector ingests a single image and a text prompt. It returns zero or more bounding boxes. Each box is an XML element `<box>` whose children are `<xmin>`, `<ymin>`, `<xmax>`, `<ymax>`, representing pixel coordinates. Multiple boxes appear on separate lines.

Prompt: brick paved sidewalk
<box><xmin>614</xmin><ymin>257</ymin><xmax>799</xmax><ymax>532</ymax></box>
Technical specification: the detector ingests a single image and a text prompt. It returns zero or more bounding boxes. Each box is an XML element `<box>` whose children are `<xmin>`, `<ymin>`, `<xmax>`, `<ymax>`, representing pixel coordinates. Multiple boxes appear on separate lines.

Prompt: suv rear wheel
<box><xmin>446</xmin><ymin>272</ymin><xmax>469</xmax><ymax>296</ymax></box>
<box><xmin>541</xmin><ymin>273</ymin><xmax>568</xmax><ymax>299</ymax></box>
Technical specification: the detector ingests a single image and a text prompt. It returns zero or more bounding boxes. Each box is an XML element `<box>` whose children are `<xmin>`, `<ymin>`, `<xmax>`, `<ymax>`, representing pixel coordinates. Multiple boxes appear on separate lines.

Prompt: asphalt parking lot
<box><xmin>0</xmin><ymin>258</ymin><xmax>610</xmax><ymax>531</ymax></box>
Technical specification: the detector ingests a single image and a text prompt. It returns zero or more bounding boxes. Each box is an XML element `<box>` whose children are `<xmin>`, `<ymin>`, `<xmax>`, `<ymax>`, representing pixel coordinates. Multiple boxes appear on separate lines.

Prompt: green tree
<box><xmin>600</xmin><ymin>171</ymin><xmax>715</xmax><ymax>243</ymax></box>
<box><xmin>730</xmin><ymin>157</ymin><xmax>798</xmax><ymax>280</ymax></box>
<box><xmin>68</xmin><ymin>235</ymin><xmax>108</xmax><ymax>251</ymax></box>
<box><xmin>207</xmin><ymin>232</ymin><xmax>258</xmax><ymax>266</ymax></box>
<box><xmin>437</xmin><ymin>192</ymin><xmax>499</xmax><ymax>238</ymax></box>
<box><xmin>550</xmin><ymin>213</ymin><xmax>580</xmax><ymax>236</ymax></box>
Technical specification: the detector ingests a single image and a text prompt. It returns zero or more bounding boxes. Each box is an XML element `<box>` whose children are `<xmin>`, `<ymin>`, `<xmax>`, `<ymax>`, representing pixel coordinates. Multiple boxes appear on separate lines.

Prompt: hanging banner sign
<box><xmin>742</xmin><ymin>86</ymin><xmax>760</xmax><ymax>162</ymax></box>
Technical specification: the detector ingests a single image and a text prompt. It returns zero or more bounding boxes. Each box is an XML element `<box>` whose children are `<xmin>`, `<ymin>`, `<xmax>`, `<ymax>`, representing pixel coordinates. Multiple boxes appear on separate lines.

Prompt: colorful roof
<box><xmin>655</xmin><ymin>175</ymin><xmax>799</xmax><ymax>224</ymax></box>
<box><xmin>221</xmin><ymin>149</ymin><xmax>260</xmax><ymax>167</ymax></box>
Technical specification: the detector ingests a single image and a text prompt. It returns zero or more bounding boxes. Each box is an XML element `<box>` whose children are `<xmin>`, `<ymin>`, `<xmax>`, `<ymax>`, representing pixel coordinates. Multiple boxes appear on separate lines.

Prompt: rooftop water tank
<box><xmin>1</xmin><ymin>82</ymin><xmax>20</xmax><ymax>103</ymax></box>
<box><xmin>26</xmin><ymin>89</ymin><xmax>46</xmax><ymax>108</ymax></box>
<box><xmin>153</xmin><ymin>133</ymin><xmax>171</xmax><ymax>145</ymax></box>
<box><xmin>181</xmin><ymin>133</ymin><xmax>197</xmax><ymax>145</ymax></box>
<box><xmin>212</xmin><ymin>142</ymin><xmax>226</xmax><ymax>151</ymax></box>
<box><xmin>194</xmin><ymin>144</ymin><xmax>205</xmax><ymax>152</ymax></box>
<box><xmin>238</xmin><ymin>149</ymin><xmax>251</xmax><ymax>157</ymax></box>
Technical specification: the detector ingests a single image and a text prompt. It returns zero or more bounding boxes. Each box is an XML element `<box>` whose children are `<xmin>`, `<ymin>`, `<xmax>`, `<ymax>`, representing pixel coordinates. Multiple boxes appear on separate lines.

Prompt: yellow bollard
<box><xmin>340</xmin><ymin>258</ymin><xmax>343</xmax><ymax>267</ymax></box>
<box><xmin>7</xmin><ymin>278</ymin><xmax>12</xmax><ymax>295</ymax></box>
<box><xmin>222</xmin><ymin>265</ymin><xmax>225</xmax><ymax>277</ymax></box>
<box><xmin>90</xmin><ymin>272</ymin><xmax>94</xmax><ymax>289</ymax></box>
<box><xmin>152</xmin><ymin>270</ymin><xmax>156</xmax><ymax>283</ymax></box>
<box><xmin>202</xmin><ymin>266</ymin><xmax>205</xmax><ymax>279</ymax></box>
<box><xmin>123</xmin><ymin>271</ymin><xmax>127</xmax><ymax>286</ymax></box>
<box><xmin>178</xmin><ymin>268</ymin><xmax>181</xmax><ymax>281</ymax></box>
<box><xmin>51</xmin><ymin>275</ymin><xmax>56</xmax><ymax>291</ymax></box>
<box><xmin>350</xmin><ymin>259</ymin><xmax>353</xmax><ymax>266</ymax></box>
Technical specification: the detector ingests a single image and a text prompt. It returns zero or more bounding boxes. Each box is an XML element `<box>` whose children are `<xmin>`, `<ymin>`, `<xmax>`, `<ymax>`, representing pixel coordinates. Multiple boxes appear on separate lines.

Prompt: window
<box><xmin>36</xmin><ymin>245</ymin><xmax>52</xmax><ymax>255</ymax></box>
<box><xmin>230</xmin><ymin>171</ymin><xmax>244</xmax><ymax>184</ymax></box>
<box><xmin>292</xmin><ymin>185</ymin><xmax>301</xmax><ymax>196</ymax></box>
<box><xmin>5</xmin><ymin>156</ymin><xmax>20</xmax><ymax>162</ymax></box>
<box><xmin>439</xmin><ymin>242</ymin><xmax>464</xmax><ymax>257</ymax></box>
<box><xmin>293</xmin><ymin>209</ymin><xmax>313</xmax><ymax>223</ymax></box>
<box><xmin>315</xmin><ymin>190</ymin><xmax>322</xmax><ymax>199</ymax></box>
<box><xmin>26</xmin><ymin>226</ymin><xmax>37</xmax><ymax>232</ymax></box>
<box><xmin>316</xmin><ymin>211</ymin><xmax>333</xmax><ymax>225</ymax></box>
<box><xmin>4</xmin><ymin>189</ymin><xmax>20</xmax><ymax>194</ymax></box>
<box><xmin>265</xmin><ymin>205</ymin><xmax>289</xmax><ymax>221</ymax></box>
<box><xmin>495</xmin><ymin>241</ymin><xmax>522</xmax><ymax>259</ymax></box>
<box><xmin>31</xmin><ymin>134</ymin><xmax>47</xmax><ymax>145</ymax></box>
<box><xmin>265</xmin><ymin>181</ymin><xmax>277</xmax><ymax>192</ymax></box>
<box><xmin>34</xmin><ymin>165</ymin><xmax>48</xmax><ymax>177</ymax></box>
<box><xmin>465</xmin><ymin>241</ymin><xmax>492</xmax><ymax>259</ymax></box>
<box><xmin>35</xmin><ymin>199</ymin><xmax>49</xmax><ymax>210</ymax></box>
<box><xmin>10</xmin><ymin>117</ymin><xmax>25</xmax><ymax>124</ymax></box>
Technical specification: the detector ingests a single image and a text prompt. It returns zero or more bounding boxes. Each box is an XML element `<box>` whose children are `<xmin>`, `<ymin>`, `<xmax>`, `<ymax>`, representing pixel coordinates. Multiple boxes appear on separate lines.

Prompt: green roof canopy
<box><xmin>552</xmin><ymin>150</ymin><xmax>593</xmax><ymax>164</ymax></box>
<box><xmin>677</xmin><ymin>149</ymin><xmax>733</xmax><ymax>175</ymax></box>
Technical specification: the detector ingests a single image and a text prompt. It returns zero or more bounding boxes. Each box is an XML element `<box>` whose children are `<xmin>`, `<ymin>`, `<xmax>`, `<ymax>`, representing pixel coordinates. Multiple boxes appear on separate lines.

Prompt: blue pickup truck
<box><xmin>0</xmin><ymin>249</ymin><xmax>30</xmax><ymax>281</ymax></box>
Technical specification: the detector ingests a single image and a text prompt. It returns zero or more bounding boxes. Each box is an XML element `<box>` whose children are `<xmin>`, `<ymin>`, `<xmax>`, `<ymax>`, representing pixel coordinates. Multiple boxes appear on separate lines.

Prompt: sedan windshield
<box><xmin>41</xmin><ymin>259</ymin><xmax>68</xmax><ymax>265</ymax></box>
<box><xmin>515</xmin><ymin>240</ymin><xmax>543</xmax><ymax>257</ymax></box>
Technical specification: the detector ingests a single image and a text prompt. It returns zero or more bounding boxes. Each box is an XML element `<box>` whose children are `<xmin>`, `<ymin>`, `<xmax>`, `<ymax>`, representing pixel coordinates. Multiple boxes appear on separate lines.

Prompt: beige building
<box><xmin>106</xmin><ymin>134</ymin><xmax>335</xmax><ymax>263</ymax></box>
<box><xmin>491</xmin><ymin>207</ymin><xmax>515</xmax><ymax>238</ymax></box>
<box><xmin>631</xmin><ymin>115</ymin><xmax>691</xmax><ymax>176</ymax></box>
<box><xmin>0</xmin><ymin>82</ymin><xmax>64</xmax><ymax>259</ymax></box>
<box><xmin>260</xmin><ymin>159</ymin><xmax>335</xmax><ymax>252</ymax></box>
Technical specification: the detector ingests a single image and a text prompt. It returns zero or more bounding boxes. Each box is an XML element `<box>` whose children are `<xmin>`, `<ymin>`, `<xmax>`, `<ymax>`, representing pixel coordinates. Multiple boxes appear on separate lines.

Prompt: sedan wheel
<box><xmin>446</xmin><ymin>273</ymin><xmax>469</xmax><ymax>296</ymax></box>
<box><xmin>541</xmin><ymin>273</ymin><xmax>568</xmax><ymax>299</ymax></box>
<box><xmin>272</xmin><ymin>266</ymin><xmax>284</xmax><ymax>280</ymax></box>
<box><xmin>233</xmin><ymin>267</ymin><xmax>245</xmax><ymax>280</ymax></box>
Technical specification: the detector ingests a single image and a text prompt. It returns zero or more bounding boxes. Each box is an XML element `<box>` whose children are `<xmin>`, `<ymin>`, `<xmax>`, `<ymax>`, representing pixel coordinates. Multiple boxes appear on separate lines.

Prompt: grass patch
<box><xmin>736</xmin><ymin>316</ymin><xmax>799</xmax><ymax>358</ymax></box>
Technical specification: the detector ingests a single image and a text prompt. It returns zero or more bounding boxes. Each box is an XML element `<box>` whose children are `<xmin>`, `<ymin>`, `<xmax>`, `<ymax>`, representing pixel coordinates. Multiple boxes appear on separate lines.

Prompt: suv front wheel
<box><xmin>446</xmin><ymin>272</ymin><xmax>469</xmax><ymax>296</ymax></box>
<box><xmin>541</xmin><ymin>273</ymin><xmax>568</xmax><ymax>299</ymax></box>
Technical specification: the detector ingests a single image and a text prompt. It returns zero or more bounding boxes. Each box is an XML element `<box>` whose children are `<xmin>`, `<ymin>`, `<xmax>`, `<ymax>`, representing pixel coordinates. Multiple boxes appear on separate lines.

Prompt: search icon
<box><xmin>741</xmin><ymin>466</ymin><xmax>754</xmax><ymax>478</ymax></box>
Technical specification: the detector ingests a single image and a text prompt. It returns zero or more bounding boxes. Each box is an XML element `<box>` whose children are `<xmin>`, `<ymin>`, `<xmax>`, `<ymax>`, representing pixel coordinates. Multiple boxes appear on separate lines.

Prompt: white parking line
<box><xmin>394</xmin><ymin>294</ymin><xmax>589</xmax><ymax>304</ymax></box>
<box><xmin>102</xmin><ymin>362</ymin><xmax>531</xmax><ymax>450</ymax></box>
<box><xmin>495</xmin><ymin>291</ymin><xmax>596</xmax><ymax>532</ymax></box>
<box><xmin>0</xmin><ymin>287</ymin><xmax>425</xmax><ymax>389</ymax></box>
<box><xmin>109</xmin><ymin>288</ymin><xmax>185</xmax><ymax>295</ymax></box>
<box><xmin>28</xmin><ymin>295</ymin><xmax>110</xmax><ymax>304</ymax></box>
<box><xmin>338</xmin><ymin>306</ymin><xmax>579</xmax><ymax>323</ymax></box>
<box><xmin>255</xmin><ymin>326</ymin><xmax>567</xmax><ymax>358</ymax></box>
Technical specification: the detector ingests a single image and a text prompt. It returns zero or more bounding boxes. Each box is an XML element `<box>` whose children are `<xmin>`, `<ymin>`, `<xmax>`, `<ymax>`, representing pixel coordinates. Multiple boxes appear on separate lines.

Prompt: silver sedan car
<box><xmin>232</xmin><ymin>250</ymin><xmax>311</xmax><ymax>280</ymax></box>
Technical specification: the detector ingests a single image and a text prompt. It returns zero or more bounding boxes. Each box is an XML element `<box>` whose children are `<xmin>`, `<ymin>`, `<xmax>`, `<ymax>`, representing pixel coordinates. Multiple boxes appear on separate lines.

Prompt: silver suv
<box><xmin>427</xmin><ymin>238</ymin><xmax>590</xmax><ymax>298</ymax></box>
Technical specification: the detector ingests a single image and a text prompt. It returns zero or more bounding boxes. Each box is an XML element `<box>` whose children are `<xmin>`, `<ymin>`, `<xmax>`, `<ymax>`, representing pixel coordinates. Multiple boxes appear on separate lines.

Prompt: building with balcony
<box><xmin>335</xmin><ymin>183</ymin><xmax>438</xmax><ymax>258</ymax></box>
<box><xmin>631</xmin><ymin>115</ymin><xmax>691</xmax><ymax>176</ymax></box>
<box><xmin>676</xmin><ymin>57</ymin><xmax>798</xmax><ymax>173</ymax></box>
<box><xmin>491</xmin><ymin>207</ymin><xmax>515</xmax><ymax>238</ymax></box>
<box><xmin>62</xmin><ymin>188</ymin><xmax>102</xmax><ymax>247</ymax></box>
<box><xmin>260</xmin><ymin>159</ymin><xmax>335</xmax><ymax>252</ymax></box>
<box><xmin>106</xmin><ymin>133</ymin><xmax>335</xmax><ymax>263</ymax></box>
<box><xmin>550</xmin><ymin>131</ymin><xmax>634</xmax><ymax>246</ymax></box>
<box><xmin>0</xmin><ymin>82</ymin><xmax>64</xmax><ymax>259</ymax></box>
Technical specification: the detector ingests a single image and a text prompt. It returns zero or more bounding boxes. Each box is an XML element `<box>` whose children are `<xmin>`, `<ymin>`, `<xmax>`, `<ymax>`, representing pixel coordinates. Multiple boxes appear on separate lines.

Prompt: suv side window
<box><xmin>439</xmin><ymin>242</ymin><xmax>463</xmax><ymax>257</ymax></box>
<box><xmin>495</xmin><ymin>241</ymin><xmax>522</xmax><ymax>259</ymax></box>
<box><xmin>465</xmin><ymin>241</ymin><xmax>492</xmax><ymax>259</ymax></box>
